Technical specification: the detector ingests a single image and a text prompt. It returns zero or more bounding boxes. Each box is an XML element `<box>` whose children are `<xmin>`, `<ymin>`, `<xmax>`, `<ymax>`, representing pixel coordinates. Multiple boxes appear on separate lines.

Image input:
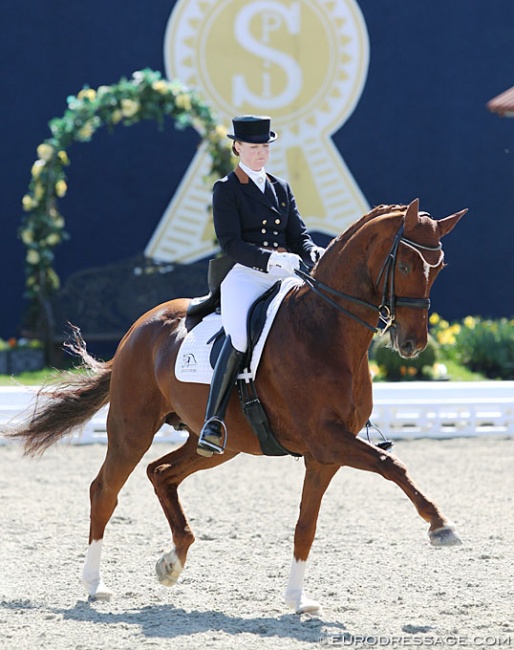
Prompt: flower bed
<box><xmin>0</xmin><ymin>339</ymin><xmax>45</xmax><ymax>375</ymax></box>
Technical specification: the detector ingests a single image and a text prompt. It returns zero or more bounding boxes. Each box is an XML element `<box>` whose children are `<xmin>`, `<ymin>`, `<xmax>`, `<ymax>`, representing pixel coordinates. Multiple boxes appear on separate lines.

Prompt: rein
<box><xmin>296</xmin><ymin>223</ymin><xmax>443</xmax><ymax>334</ymax></box>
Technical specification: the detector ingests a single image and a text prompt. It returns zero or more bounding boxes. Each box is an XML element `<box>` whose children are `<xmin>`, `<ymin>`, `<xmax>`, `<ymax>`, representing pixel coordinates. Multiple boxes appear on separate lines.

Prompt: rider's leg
<box><xmin>197</xmin><ymin>265</ymin><xmax>275</xmax><ymax>457</ymax></box>
<box><xmin>197</xmin><ymin>336</ymin><xmax>244</xmax><ymax>456</ymax></box>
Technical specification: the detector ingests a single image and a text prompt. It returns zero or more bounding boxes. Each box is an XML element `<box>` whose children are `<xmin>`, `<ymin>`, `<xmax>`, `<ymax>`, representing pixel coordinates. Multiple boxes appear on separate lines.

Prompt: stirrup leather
<box><xmin>197</xmin><ymin>417</ymin><xmax>228</xmax><ymax>455</ymax></box>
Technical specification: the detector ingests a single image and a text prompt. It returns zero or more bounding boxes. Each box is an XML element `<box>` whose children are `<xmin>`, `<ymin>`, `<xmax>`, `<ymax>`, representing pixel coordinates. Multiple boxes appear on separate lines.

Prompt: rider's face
<box><xmin>235</xmin><ymin>142</ymin><xmax>270</xmax><ymax>171</ymax></box>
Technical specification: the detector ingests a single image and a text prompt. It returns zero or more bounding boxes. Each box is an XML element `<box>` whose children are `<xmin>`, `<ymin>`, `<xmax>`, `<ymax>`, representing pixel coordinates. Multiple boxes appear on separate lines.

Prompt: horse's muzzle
<box><xmin>389</xmin><ymin>327</ymin><xmax>426</xmax><ymax>359</ymax></box>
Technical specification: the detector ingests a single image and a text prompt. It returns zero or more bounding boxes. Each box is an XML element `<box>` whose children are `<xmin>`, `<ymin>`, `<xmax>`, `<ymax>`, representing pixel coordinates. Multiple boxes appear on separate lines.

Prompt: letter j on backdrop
<box><xmin>146</xmin><ymin>0</ymin><xmax>369</xmax><ymax>263</ymax></box>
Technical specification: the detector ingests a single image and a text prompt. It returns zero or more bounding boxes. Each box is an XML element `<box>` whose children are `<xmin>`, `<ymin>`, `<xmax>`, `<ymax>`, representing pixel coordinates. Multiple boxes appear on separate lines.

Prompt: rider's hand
<box><xmin>310</xmin><ymin>246</ymin><xmax>325</xmax><ymax>264</ymax></box>
<box><xmin>267</xmin><ymin>251</ymin><xmax>302</xmax><ymax>276</ymax></box>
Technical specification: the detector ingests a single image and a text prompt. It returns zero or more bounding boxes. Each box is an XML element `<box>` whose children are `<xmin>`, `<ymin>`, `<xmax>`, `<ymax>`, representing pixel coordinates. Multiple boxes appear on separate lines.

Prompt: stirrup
<box><xmin>197</xmin><ymin>417</ymin><xmax>227</xmax><ymax>457</ymax></box>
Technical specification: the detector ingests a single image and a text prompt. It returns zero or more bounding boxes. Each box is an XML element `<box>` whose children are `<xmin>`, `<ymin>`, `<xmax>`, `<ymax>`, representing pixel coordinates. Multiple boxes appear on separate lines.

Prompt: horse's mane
<box><xmin>333</xmin><ymin>204</ymin><xmax>407</xmax><ymax>249</ymax></box>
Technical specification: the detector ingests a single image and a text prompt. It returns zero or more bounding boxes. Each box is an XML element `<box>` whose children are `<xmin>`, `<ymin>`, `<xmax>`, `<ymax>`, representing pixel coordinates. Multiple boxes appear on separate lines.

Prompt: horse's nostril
<box><xmin>401</xmin><ymin>340</ymin><xmax>415</xmax><ymax>357</ymax></box>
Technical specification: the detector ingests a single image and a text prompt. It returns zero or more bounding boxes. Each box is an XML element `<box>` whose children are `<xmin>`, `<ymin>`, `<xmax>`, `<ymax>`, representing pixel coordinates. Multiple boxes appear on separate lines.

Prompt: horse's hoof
<box><xmin>285</xmin><ymin>592</ymin><xmax>324</xmax><ymax>617</ymax></box>
<box><xmin>82</xmin><ymin>575</ymin><xmax>113</xmax><ymax>601</ymax></box>
<box><xmin>429</xmin><ymin>525</ymin><xmax>462</xmax><ymax>546</ymax></box>
<box><xmin>297</xmin><ymin>601</ymin><xmax>324</xmax><ymax>617</ymax></box>
<box><xmin>88</xmin><ymin>588</ymin><xmax>112</xmax><ymax>602</ymax></box>
<box><xmin>156</xmin><ymin>549</ymin><xmax>184</xmax><ymax>587</ymax></box>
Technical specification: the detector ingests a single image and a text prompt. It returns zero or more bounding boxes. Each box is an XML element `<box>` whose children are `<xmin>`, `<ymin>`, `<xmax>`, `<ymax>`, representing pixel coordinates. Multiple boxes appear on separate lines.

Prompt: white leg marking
<box><xmin>156</xmin><ymin>548</ymin><xmax>184</xmax><ymax>587</ymax></box>
<box><xmin>284</xmin><ymin>558</ymin><xmax>323</xmax><ymax>616</ymax></box>
<box><xmin>82</xmin><ymin>539</ymin><xmax>113</xmax><ymax>600</ymax></box>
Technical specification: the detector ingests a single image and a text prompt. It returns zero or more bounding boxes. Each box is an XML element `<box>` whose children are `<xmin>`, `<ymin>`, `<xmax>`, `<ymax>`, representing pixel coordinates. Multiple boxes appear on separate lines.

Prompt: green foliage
<box><xmin>370</xmin><ymin>333</ymin><xmax>438</xmax><ymax>381</ymax></box>
<box><xmin>20</xmin><ymin>68</ymin><xmax>233</xmax><ymax>332</ymax></box>
<box><xmin>370</xmin><ymin>314</ymin><xmax>514</xmax><ymax>381</ymax></box>
<box><xmin>431</xmin><ymin>314</ymin><xmax>514</xmax><ymax>380</ymax></box>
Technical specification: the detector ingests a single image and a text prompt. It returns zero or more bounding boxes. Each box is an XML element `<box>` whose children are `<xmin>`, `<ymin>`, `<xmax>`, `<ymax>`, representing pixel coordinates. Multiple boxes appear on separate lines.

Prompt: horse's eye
<box><xmin>398</xmin><ymin>262</ymin><xmax>410</xmax><ymax>274</ymax></box>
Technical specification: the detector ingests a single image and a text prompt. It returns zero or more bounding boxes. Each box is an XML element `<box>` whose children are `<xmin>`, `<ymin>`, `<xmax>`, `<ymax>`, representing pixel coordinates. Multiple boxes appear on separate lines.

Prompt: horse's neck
<box><xmin>282</xmin><ymin>276</ymin><xmax>375</xmax><ymax>370</ymax></box>
<box><xmin>315</xmin><ymin>213</ymin><xmax>401</xmax><ymax>302</ymax></box>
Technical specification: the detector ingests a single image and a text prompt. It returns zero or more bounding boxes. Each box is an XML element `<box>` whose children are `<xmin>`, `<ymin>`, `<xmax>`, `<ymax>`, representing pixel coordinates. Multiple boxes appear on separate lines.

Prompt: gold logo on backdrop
<box><xmin>146</xmin><ymin>0</ymin><xmax>369</xmax><ymax>262</ymax></box>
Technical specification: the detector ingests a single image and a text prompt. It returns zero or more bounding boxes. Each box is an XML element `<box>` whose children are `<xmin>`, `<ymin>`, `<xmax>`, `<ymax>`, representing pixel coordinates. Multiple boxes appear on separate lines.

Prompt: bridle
<box><xmin>295</xmin><ymin>222</ymin><xmax>443</xmax><ymax>334</ymax></box>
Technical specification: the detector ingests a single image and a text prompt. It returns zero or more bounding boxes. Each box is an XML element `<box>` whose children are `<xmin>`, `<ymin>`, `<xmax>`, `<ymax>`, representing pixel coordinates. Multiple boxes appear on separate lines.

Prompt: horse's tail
<box><xmin>6</xmin><ymin>325</ymin><xmax>112</xmax><ymax>457</ymax></box>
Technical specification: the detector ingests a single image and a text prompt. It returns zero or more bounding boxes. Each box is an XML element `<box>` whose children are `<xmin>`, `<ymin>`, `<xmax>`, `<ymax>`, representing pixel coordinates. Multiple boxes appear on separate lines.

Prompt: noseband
<box><xmin>295</xmin><ymin>223</ymin><xmax>443</xmax><ymax>334</ymax></box>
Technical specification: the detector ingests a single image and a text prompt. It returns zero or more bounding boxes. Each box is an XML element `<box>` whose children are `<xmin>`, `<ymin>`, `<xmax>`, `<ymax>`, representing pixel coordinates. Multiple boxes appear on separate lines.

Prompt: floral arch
<box><xmin>20</xmin><ymin>68</ymin><xmax>233</xmax><ymax>339</ymax></box>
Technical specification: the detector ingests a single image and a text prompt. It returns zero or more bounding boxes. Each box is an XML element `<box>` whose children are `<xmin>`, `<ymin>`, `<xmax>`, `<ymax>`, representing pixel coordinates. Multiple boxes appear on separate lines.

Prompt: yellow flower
<box><xmin>429</xmin><ymin>313</ymin><xmax>440</xmax><ymax>326</ymax></box>
<box><xmin>34</xmin><ymin>182</ymin><xmax>45</xmax><ymax>200</ymax></box>
<box><xmin>22</xmin><ymin>194</ymin><xmax>38</xmax><ymax>211</ymax></box>
<box><xmin>77</xmin><ymin>122</ymin><xmax>95</xmax><ymax>140</ymax></box>
<box><xmin>111</xmin><ymin>109</ymin><xmax>123</xmax><ymax>124</ymax></box>
<box><xmin>78</xmin><ymin>88</ymin><xmax>97</xmax><ymax>102</ymax></box>
<box><xmin>120</xmin><ymin>98</ymin><xmax>140</xmax><ymax>118</ymax></box>
<box><xmin>52</xmin><ymin>215</ymin><xmax>65</xmax><ymax>228</ymax></box>
<box><xmin>436</xmin><ymin>330</ymin><xmax>456</xmax><ymax>346</ymax></box>
<box><xmin>463</xmin><ymin>316</ymin><xmax>476</xmax><ymax>329</ymax></box>
<box><xmin>55</xmin><ymin>179</ymin><xmax>67</xmax><ymax>197</ymax></box>
<box><xmin>152</xmin><ymin>80</ymin><xmax>168</xmax><ymax>94</ymax></box>
<box><xmin>26</xmin><ymin>249</ymin><xmax>40</xmax><ymax>265</ymax></box>
<box><xmin>31</xmin><ymin>159</ymin><xmax>45</xmax><ymax>178</ymax></box>
<box><xmin>46</xmin><ymin>233</ymin><xmax>61</xmax><ymax>246</ymax></box>
<box><xmin>209</xmin><ymin>124</ymin><xmax>228</xmax><ymax>142</ymax></box>
<box><xmin>37</xmin><ymin>143</ymin><xmax>54</xmax><ymax>161</ymax></box>
<box><xmin>450</xmin><ymin>323</ymin><xmax>461</xmax><ymax>335</ymax></box>
<box><xmin>57</xmin><ymin>150</ymin><xmax>69</xmax><ymax>165</ymax></box>
<box><xmin>21</xmin><ymin>229</ymin><xmax>34</xmax><ymax>244</ymax></box>
<box><xmin>47</xmin><ymin>268</ymin><xmax>60</xmax><ymax>290</ymax></box>
<box><xmin>175</xmin><ymin>92</ymin><xmax>192</xmax><ymax>111</ymax></box>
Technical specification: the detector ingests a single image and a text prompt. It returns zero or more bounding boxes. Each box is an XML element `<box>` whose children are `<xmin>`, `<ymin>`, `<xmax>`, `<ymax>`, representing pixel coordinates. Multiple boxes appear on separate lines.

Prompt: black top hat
<box><xmin>227</xmin><ymin>115</ymin><xmax>277</xmax><ymax>143</ymax></box>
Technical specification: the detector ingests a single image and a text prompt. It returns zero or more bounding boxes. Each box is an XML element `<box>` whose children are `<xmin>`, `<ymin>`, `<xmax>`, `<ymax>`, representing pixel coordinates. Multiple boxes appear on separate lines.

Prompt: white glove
<box><xmin>267</xmin><ymin>251</ymin><xmax>302</xmax><ymax>276</ymax></box>
<box><xmin>310</xmin><ymin>246</ymin><xmax>325</xmax><ymax>265</ymax></box>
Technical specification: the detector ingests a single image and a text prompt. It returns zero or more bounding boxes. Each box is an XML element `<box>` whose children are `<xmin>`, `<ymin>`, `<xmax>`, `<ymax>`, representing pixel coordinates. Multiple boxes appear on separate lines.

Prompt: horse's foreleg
<box><xmin>316</xmin><ymin>427</ymin><xmax>461</xmax><ymax>545</ymax></box>
<box><xmin>284</xmin><ymin>457</ymin><xmax>339</xmax><ymax>616</ymax></box>
<box><xmin>147</xmin><ymin>434</ymin><xmax>239</xmax><ymax>588</ymax></box>
<box><xmin>83</xmin><ymin>415</ymin><xmax>155</xmax><ymax>600</ymax></box>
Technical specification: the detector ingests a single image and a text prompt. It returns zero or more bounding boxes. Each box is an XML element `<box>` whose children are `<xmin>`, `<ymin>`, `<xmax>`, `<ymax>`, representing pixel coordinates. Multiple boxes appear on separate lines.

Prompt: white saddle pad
<box><xmin>175</xmin><ymin>277</ymin><xmax>302</xmax><ymax>384</ymax></box>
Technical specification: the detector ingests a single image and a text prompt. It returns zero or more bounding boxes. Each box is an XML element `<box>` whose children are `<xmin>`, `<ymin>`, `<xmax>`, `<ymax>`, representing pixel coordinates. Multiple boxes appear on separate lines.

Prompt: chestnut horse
<box><xmin>9</xmin><ymin>199</ymin><xmax>466</xmax><ymax>615</ymax></box>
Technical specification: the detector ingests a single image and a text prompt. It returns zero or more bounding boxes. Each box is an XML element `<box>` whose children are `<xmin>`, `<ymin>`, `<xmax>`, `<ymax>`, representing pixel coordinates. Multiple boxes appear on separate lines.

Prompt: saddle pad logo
<box><xmin>180</xmin><ymin>353</ymin><xmax>198</xmax><ymax>374</ymax></box>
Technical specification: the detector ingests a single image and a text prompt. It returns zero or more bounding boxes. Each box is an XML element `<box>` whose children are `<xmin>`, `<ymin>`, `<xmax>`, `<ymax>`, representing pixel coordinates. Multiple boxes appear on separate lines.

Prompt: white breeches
<box><xmin>221</xmin><ymin>263</ymin><xmax>286</xmax><ymax>353</ymax></box>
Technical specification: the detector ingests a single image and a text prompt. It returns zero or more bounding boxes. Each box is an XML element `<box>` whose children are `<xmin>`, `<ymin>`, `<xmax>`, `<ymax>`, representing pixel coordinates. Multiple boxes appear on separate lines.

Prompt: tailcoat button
<box><xmin>263</xmin><ymin>241</ymin><xmax>269</xmax><ymax>246</ymax></box>
<box><xmin>275</xmin><ymin>219</ymin><xmax>280</xmax><ymax>224</ymax></box>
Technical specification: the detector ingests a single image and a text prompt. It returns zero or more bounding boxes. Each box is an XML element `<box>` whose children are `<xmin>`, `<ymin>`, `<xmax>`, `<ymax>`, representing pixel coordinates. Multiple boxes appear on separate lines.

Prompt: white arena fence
<box><xmin>0</xmin><ymin>381</ymin><xmax>512</xmax><ymax>446</ymax></box>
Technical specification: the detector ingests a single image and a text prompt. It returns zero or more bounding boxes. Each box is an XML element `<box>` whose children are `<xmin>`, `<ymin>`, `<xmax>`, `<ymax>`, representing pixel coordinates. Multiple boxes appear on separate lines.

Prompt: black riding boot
<box><xmin>197</xmin><ymin>337</ymin><xmax>244</xmax><ymax>457</ymax></box>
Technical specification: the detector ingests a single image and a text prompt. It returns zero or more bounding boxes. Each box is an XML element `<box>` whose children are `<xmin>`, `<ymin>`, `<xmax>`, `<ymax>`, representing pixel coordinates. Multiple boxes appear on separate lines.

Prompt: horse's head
<box><xmin>371</xmin><ymin>199</ymin><xmax>467</xmax><ymax>357</ymax></box>
<box><xmin>307</xmin><ymin>199</ymin><xmax>466</xmax><ymax>357</ymax></box>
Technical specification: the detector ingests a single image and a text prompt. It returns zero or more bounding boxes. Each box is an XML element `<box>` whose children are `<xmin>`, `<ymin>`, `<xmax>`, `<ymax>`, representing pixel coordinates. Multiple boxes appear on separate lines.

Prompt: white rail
<box><xmin>0</xmin><ymin>381</ymin><xmax>512</xmax><ymax>446</ymax></box>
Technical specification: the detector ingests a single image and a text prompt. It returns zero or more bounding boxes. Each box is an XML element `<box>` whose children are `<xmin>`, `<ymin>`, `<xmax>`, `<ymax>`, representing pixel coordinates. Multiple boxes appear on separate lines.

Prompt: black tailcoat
<box><xmin>213</xmin><ymin>166</ymin><xmax>318</xmax><ymax>272</ymax></box>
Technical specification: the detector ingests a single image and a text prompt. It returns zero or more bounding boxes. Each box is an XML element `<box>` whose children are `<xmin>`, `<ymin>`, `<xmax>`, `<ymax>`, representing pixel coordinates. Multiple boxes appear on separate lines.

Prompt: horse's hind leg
<box><xmin>285</xmin><ymin>457</ymin><xmax>339</xmax><ymax>615</ymax></box>
<box><xmin>82</xmin><ymin>411</ymin><xmax>156</xmax><ymax>600</ymax></box>
<box><xmin>147</xmin><ymin>434</ymin><xmax>239</xmax><ymax>587</ymax></box>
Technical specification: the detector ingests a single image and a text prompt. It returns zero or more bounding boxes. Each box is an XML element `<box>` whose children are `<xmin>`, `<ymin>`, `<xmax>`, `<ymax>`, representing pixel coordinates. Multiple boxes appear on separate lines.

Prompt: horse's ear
<box><xmin>436</xmin><ymin>208</ymin><xmax>468</xmax><ymax>238</ymax></box>
<box><xmin>404</xmin><ymin>198</ymin><xmax>420</xmax><ymax>230</ymax></box>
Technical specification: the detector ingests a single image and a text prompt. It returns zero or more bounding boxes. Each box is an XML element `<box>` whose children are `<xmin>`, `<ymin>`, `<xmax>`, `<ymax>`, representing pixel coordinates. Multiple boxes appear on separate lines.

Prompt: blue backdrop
<box><xmin>2</xmin><ymin>1</ymin><xmax>513</xmax><ymax>345</ymax></box>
